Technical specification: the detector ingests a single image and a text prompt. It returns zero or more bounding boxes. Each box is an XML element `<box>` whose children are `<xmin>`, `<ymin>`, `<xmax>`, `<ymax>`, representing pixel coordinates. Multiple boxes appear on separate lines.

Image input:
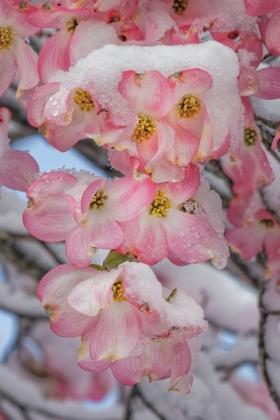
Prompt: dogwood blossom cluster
<box><xmin>1</xmin><ymin>0</ymin><xmax>280</xmax><ymax>403</ymax></box>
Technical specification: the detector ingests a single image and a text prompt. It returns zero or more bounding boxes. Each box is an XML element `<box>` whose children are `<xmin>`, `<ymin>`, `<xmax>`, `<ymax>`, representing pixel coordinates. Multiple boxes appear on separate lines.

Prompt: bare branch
<box><xmin>258</xmin><ymin>284</ymin><xmax>280</xmax><ymax>410</ymax></box>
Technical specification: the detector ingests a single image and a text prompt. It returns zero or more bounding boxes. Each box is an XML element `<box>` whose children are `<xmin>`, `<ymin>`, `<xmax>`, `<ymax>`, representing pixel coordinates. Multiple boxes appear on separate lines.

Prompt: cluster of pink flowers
<box><xmin>37</xmin><ymin>261</ymin><xmax>207</xmax><ymax>392</ymax></box>
<box><xmin>2</xmin><ymin>0</ymin><xmax>280</xmax><ymax>399</ymax></box>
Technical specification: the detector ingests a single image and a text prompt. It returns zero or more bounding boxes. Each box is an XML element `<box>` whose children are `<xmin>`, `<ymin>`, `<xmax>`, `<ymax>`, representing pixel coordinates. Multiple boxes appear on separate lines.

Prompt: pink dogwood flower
<box><xmin>245</xmin><ymin>0</ymin><xmax>280</xmax><ymax>56</ymax></box>
<box><xmin>68</xmin><ymin>263</ymin><xmax>207</xmax><ymax>393</ymax></box>
<box><xmin>0</xmin><ymin>1</ymin><xmax>39</xmax><ymax>98</ymax></box>
<box><xmin>27</xmin><ymin>81</ymin><xmax>125</xmax><ymax>152</ymax></box>
<box><xmin>28</xmin><ymin>4</ymin><xmax>91</xmax><ymax>82</ymax></box>
<box><xmin>230</xmin><ymin>97</ymin><xmax>274</xmax><ymax>190</ymax></box>
<box><xmin>23</xmin><ymin>170</ymin><xmax>155</xmax><ymax>267</ymax></box>
<box><xmin>226</xmin><ymin>206</ymin><xmax>280</xmax><ymax>261</ymax></box>
<box><xmin>117</xmin><ymin>166</ymin><xmax>229</xmax><ymax>268</ymax></box>
<box><xmin>108</xmin><ymin>68</ymin><xmax>216</xmax><ymax>182</ymax></box>
<box><xmin>167</xmin><ymin>68</ymin><xmax>215</xmax><ymax>163</ymax></box>
<box><xmin>38</xmin><ymin>261</ymin><xmax>206</xmax><ymax>366</ymax></box>
<box><xmin>0</xmin><ymin>107</ymin><xmax>39</xmax><ymax>194</ymax></box>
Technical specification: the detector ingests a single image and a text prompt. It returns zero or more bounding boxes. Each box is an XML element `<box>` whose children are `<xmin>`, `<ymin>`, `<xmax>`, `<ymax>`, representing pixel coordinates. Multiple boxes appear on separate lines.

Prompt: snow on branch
<box><xmin>0</xmin><ymin>365</ymin><xmax>123</xmax><ymax>420</ymax></box>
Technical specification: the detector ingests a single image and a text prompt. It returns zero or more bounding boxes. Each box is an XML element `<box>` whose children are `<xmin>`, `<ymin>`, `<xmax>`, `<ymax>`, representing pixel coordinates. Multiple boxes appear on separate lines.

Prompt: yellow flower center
<box><xmin>0</xmin><ymin>26</ymin><xmax>15</xmax><ymax>51</ymax></box>
<box><xmin>177</xmin><ymin>94</ymin><xmax>201</xmax><ymax>119</ymax></box>
<box><xmin>172</xmin><ymin>0</ymin><xmax>189</xmax><ymax>15</ymax></box>
<box><xmin>149</xmin><ymin>190</ymin><xmax>172</xmax><ymax>217</ymax></box>
<box><xmin>73</xmin><ymin>88</ymin><xmax>95</xmax><ymax>112</ymax></box>
<box><xmin>259</xmin><ymin>219</ymin><xmax>274</xmax><ymax>228</ymax></box>
<box><xmin>132</xmin><ymin>114</ymin><xmax>156</xmax><ymax>143</ymax></box>
<box><xmin>112</xmin><ymin>279</ymin><xmax>126</xmax><ymax>302</ymax></box>
<box><xmin>244</xmin><ymin>127</ymin><xmax>258</xmax><ymax>147</ymax></box>
<box><xmin>66</xmin><ymin>18</ymin><xmax>80</xmax><ymax>35</ymax></box>
<box><xmin>89</xmin><ymin>189</ymin><xmax>108</xmax><ymax>210</ymax></box>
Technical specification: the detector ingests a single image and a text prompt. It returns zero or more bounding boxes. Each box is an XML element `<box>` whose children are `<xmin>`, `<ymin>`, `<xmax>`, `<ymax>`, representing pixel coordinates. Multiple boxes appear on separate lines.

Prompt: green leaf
<box><xmin>103</xmin><ymin>250</ymin><xmax>135</xmax><ymax>269</ymax></box>
<box><xmin>89</xmin><ymin>263</ymin><xmax>106</xmax><ymax>271</ymax></box>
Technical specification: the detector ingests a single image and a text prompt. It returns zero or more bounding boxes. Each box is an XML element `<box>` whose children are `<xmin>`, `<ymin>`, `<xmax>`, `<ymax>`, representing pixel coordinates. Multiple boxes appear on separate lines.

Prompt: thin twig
<box><xmin>258</xmin><ymin>284</ymin><xmax>280</xmax><ymax>410</ymax></box>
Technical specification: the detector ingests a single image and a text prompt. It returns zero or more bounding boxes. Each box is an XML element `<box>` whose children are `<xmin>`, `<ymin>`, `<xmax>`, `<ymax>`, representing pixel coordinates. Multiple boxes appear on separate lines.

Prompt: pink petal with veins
<box><xmin>167</xmin><ymin>127</ymin><xmax>199</xmax><ymax>167</ymax></box>
<box><xmin>68</xmin><ymin>267</ymin><xmax>123</xmax><ymax>316</ymax></box>
<box><xmin>169</xmin><ymin>69</ymin><xmax>213</xmax><ymax>101</ymax></box>
<box><xmin>0</xmin><ymin>149</ymin><xmax>39</xmax><ymax>192</ymax></box>
<box><xmin>118</xmin><ymin>213</ymin><xmax>168</xmax><ymax>265</ymax></box>
<box><xmin>264</xmin><ymin>11</ymin><xmax>280</xmax><ymax>56</ymax></box>
<box><xmin>28</xmin><ymin>5</ymin><xmax>90</xmax><ymax>28</ymax></box>
<box><xmin>119</xmin><ymin>70</ymin><xmax>172</xmax><ymax>119</ymax></box>
<box><xmin>104</xmin><ymin>175</ymin><xmax>155</xmax><ymax>222</ymax></box>
<box><xmin>112</xmin><ymin>340</ymin><xmax>172</xmax><ymax>385</ymax></box>
<box><xmin>23</xmin><ymin>172</ymin><xmax>77</xmax><ymax>242</ymax></box>
<box><xmin>254</xmin><ymin>67</ymin><xmax>280</xmax><ymax>99</ymax></box>
<box><xmin>244</xmin><ymin>0</ymin><xmax>280</xmax><ymax>16</ymax></box>
<box><xmin>226</xmin><ymin>223</ymin><xmax>265</xmax><ymax>260</ymax></box>
<box><xmin>11</xmin><ymin>38</ymin><xmax>39</xmax><ymax>92</ymax></box>
<box><xmin>1</xmin><ymin>1</ymin><xmax>39</xmax><ymax>38</ymax></box>
<box><xmin>38</xmin><ymin>29</ymin><xmax>71</xmax><ymax>83</ymax></box>
<box><xmin>165</xmin><ymin>210</ymin><xmax>227</xmax><ymax>268</ymax></box>
<box><xmin>65</xmin><ymin>214</ymin><xmax>123</xmax><ymax>267</ymax></box>
<box><xmin>78</xmin><ymin>332</ymin><xmax>113</xmax><ymax>372</ymax></box>
<box><xmin>169</xmin><ymin>341</ymin><xmax>191</xmax><ymax>394</ymax></box>
<box><xmin>167</xmin><ymin>164</ymin><xmax>200</xmax><ymax>205</ymax></box>
<box><xmin>37</xmin><ymin>264</ymin><xmax>98</xmax><ymax>337</ymax></box>
<box><xmin>90</xmin><ymin>302</ymin><xmax>142</xmax><ymax>362</ymax></box>
<box><xmin>27</xmin><ymin>83</ymin><xmax>60</xmax><ymax>127</ymax></box>
<box><xmin>0</xmin><ymin>107</ymin><xmax>12</xmax><ymax>153</ymax></box>
<box><xmin>0</xmin><ymin>52</ymin><xmax>16</xmax><ymax>97</ymax></box>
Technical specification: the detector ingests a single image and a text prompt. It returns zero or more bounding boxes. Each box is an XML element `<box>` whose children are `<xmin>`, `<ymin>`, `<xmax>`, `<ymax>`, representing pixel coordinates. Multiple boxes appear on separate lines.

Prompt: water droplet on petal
<box><xmin>49</xmin><ymin>96</ymin><xmax>54</xmax><ymax>102</ymax></box>
<box><xmin>52</xmin><ymin>100</ymin><xmax>58</xmax><ymax>105</ymax></box>
<box><xmin>52</xmin><ymin>109</ymin><xmax>59</xmax><ymax>116</ymax></box>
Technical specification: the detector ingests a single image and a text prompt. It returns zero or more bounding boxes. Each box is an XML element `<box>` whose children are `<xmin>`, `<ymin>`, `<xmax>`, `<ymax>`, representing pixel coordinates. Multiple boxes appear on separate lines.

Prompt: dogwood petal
<box><xmin>167</xmin><ymin>164</ymin><xmax>200</xmax><ymax>205</ymax></box>
<box><xmin>104</xmin><ymin>174</ymin><xmax>155</xmax><ymax>222</ymax></box>
<box><xmin>78</xmin><ymin>332</ymin><xmax>113</xmax><ymax>372</ymax></box>
<box><xmin>0</xmin><ymin>107</ymin><xmax>12</xmax><ymax>154</ymax></box>
<box><xmin>226</xmin><ymin>223</ymin><xmax>266</xmax><ymax>260</ymax></box>
<box><xmin>68</xmin><ymin>267</ymin><xmax>123</xmax><ymax>316</ymax></box>
<box><xmin>164</xmin><ymin>210</ymin><xmax>227</xmax><ymax>267</ymax></box>
<box><xmin>0</xmin><ymin>52</ymin><xmax>16</xmax><ymax>97</ymax></box>
<box><xmin>119</xmin><ymin>70</ymin><xmax>172</xmax><ymax>119</ymax></box>
<box><xmin>11</xmin><ymin>38</ymin><xmax>39</xmax><ymax>92</ymax></box>
<box><xmin>28</xmin><ymin>5</ymin><xmax>90</xmax><ymax>28</ymax></box>
<box><xmin>244</xmin><ymin>0</ymin><xmax>280</xmax><ymax>16</ymax></box>
<box><xmin>117</xmin><ymin>214</ymin><xmax>168</xmax><ymax>265</ymax></box>
<box><xmin>27</xmin><ymin>83</ymin><xmax>60</xmax><ymax>127</ymax></box>
<box><xmin>65</xmin><ymin>214</ymin><xmax>123</xmax><ymax>267</ymax></box>
<box><xmin>37</xmin><ymin>264</ymin><xmax>98</xmax><ymax>337</ymax></box>
<box><xmin>169</xmin><ymin>69</ymin><xmax>213</xmax><ymax>101</ymax></box>
<box><xmin>1</xmin><ymin>1</ymin><xmax>39</xmax><ymax>37</ymax></box>
<box><xmin>38</xmin><ymin>29</ymin><xmax>71</xmax><ymax>83</ymax></box>
<box><xmin>46</xmin><ymin>110</ymin><xmax>85</xmax><ymax>152</ymax></box>
<box><xmin>167</xmin><ymin>127</ymin><xmax>199</xmax><ymax>167</ymax></box>
<box><xmin>90</xmin><ymin>302</ymin><xmax>142</xmax><ymax>362</ymax></box>
<box><xmin>254</xmin><ymin>67</ymin><xmax>280</xmax><ymax>99</ymax></box>
<box><xmin>0</xmin><ymin>149</ymin><xmax>39</xmax><ymax>192</ymax></box>
<box><xmin>79</xmin><ymin>178</ymin><xmax>106</xmax><ymax>216</ymax></box>
<box><xmin>23</xmin><ymin>172</ymin><xmax>77</xmax><ymax>242</ymax></box>
<box><xmin>112</xmin><ymin>340</ymin><xmax>172</xmax><ymax>385</ymax></box>
<box><xmin>264</xmin><ymin>11</ymin><xmax>280</xmax><ymax>56</ymax></box>
<box><xmin>169</xmin><ymin>341</ymin><xmax>191</xmax><ymax>394</ymax></box>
